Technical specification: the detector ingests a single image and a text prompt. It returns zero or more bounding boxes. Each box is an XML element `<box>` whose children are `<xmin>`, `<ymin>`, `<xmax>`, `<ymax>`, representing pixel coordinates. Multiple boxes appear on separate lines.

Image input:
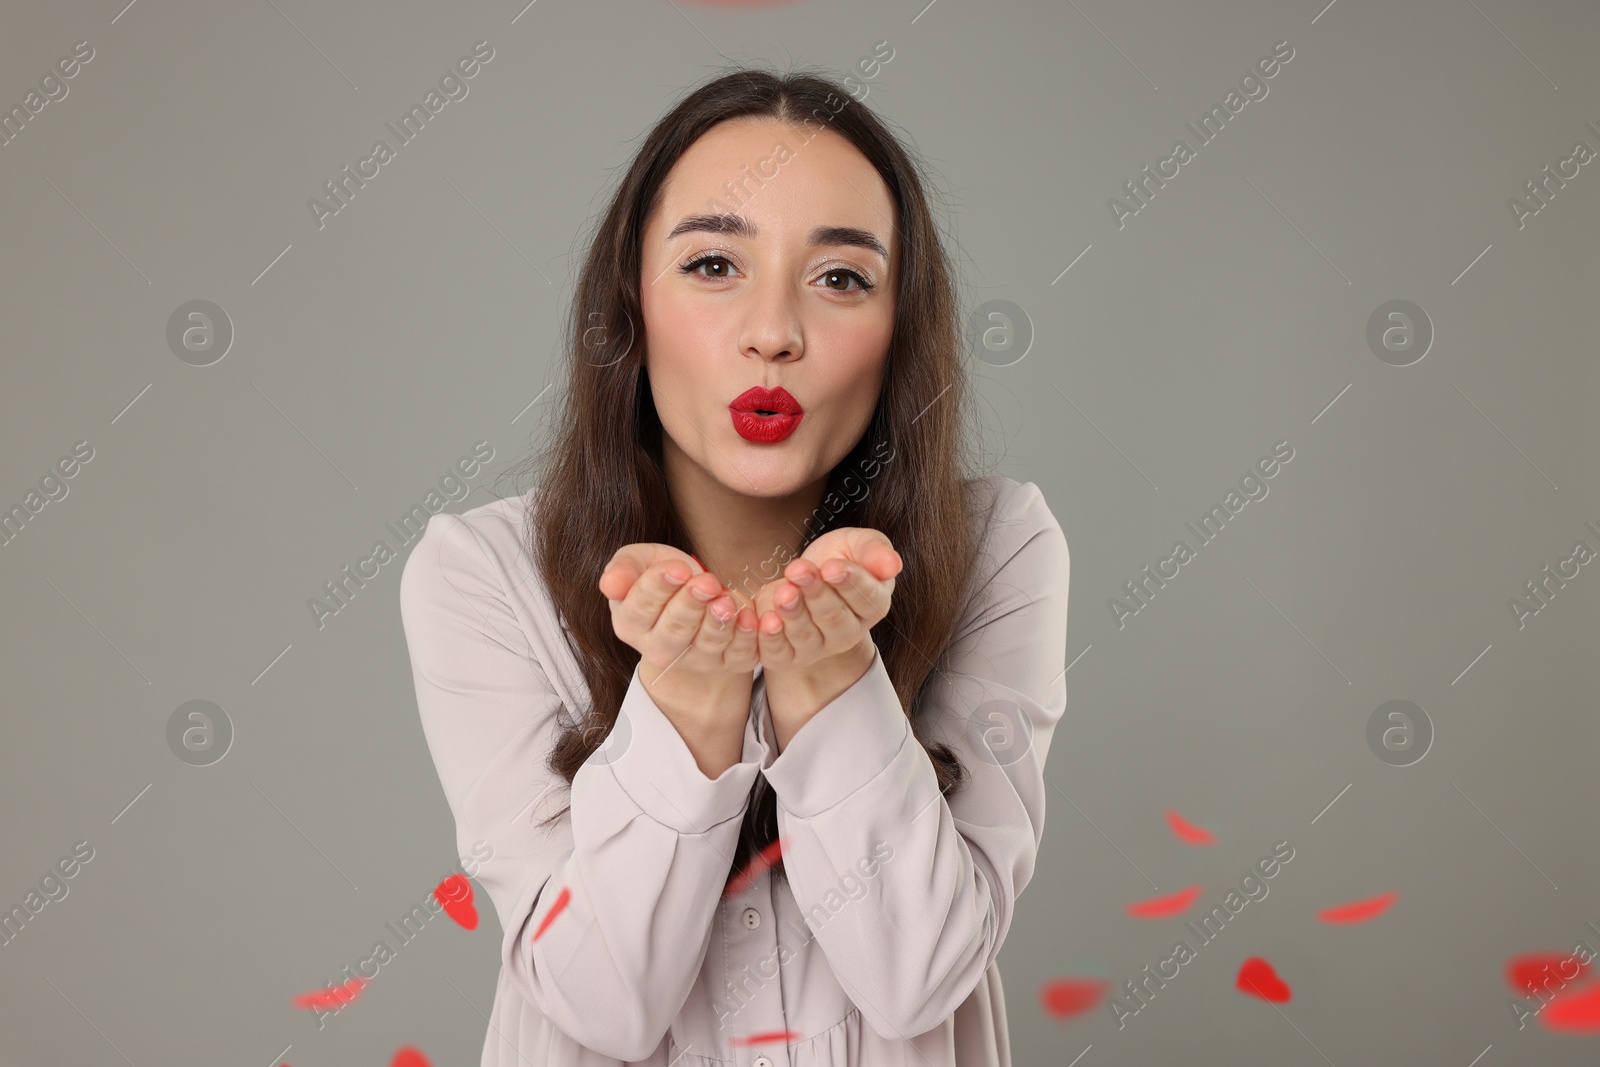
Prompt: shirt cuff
<box><xmin>759</xmin><ymin>643</ymin><xmax>912</xmax><ymax>819</ymax></box>
<box><xmin>588</xmin><ymin>661</ymin><xmax>768</xmax><ymax>835</ymax></box>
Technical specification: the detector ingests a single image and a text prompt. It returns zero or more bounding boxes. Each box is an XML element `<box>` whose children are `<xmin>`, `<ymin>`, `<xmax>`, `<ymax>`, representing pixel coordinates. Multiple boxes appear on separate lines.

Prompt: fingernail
<box><xmin>664</xmin><ymin>569</ymin><xmax>687</xmax><ymax>585</ymax></box>
<box><xmin>791</xmin><ymin>567</ymin><xmax>816</xmax><ymax>588</ymax></box>
<box><xmin>825</xmin><ymin>566</ymin><xmax>848</xmax><ymax>584</ymax></box>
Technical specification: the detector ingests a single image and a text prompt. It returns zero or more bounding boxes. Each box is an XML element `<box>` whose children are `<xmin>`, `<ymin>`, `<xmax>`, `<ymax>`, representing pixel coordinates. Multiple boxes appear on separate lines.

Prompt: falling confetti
<box><xmin>1236</xmin><ymin>957</ymin><xmax>1291</xmax><ymax>1002</ymax></box>
<box><xmin>291</xmin><ymin>975</ymin><xmax>368</xmax><ymax>1011</ymax></box>
<box><xmin>1317</xmin><ymin>891</ymin><xmax>1399</xmax><ymax>924</ymax></box>
<box><xmin>391</xmin><ymin>1047</ymin><xmax>433</xmax><ymax>1067</ymax></box>
<box><xmin>1039</xmin><ymin>976</ymin><xmax>1108</xmax><ymax>1019</ymax></box>
<box><xmin>1506</xmin><ymin>951</ymin><xmax>1592</xmax><ymax>996</ymax></box>
<box><xmin>435</xmin><ymin>874</ymin><xmax>479</xmax><ymax>930</ymax></box>
<box><xmin>532</xmin><ymin>885</ymin><xmax>571</xmax><ymax>942</ymax></box>
<box><xmin>732</xmin><ymin>1030</ymin><xmax>804</xmax><ymax>1045</ymax></box>
<box><xmin>1164</xmin><ymin>808</ymin><xmax>1215</xmax><ymax>846</ymax></box>
<box><xmin>1126</xmin><ymin>883</ymin><xmax>1204</xmax><ymax>919</ymax></box>
<box><xmin>1542</xmin><ymin>981</ymin><xmax>1600</xmax><ymax>1033</ymax></box>
<box><xmin>725</xmin><ymin>837</ymin><xmax>786</xmax><ymax>898</ymax></box>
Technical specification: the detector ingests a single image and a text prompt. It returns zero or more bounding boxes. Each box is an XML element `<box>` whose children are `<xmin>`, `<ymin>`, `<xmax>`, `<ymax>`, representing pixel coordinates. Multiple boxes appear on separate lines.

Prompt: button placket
<box><xmin>728</xmin><ymin>870</ymin><xmax>790</xmax><ymax>1067</ymax></box>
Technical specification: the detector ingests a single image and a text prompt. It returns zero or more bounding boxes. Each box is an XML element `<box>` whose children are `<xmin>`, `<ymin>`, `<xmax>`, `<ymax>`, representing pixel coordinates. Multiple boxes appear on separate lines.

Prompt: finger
<box><xmin>599</xmin><ymin>553</ymin><xmax>644</xmax><ymax>601</ymax></box>
<box><xmin>786</xmin><ymin>559</ymin><xmax>859</xmax><ymax>647</ymax></box>
<box><xmin>757</xmin><ymin>602</ymin><xmax>798</xmax><ymax>669</ymax></box>
<box><xmin>863</xmin><ymin>541</ymin><xmax>903</xmax><ymax>581</ymax></box>
<box><xmin>810</xmin><ymin>528</ymin><xmax>902</xmax><ymax>580</ymax></box>
<box><xmin>691</xmin><ymin>590</ymin><xmax>740</xmax><ymax>657</ymax></box>
<box><xmin>628</xmin><ymin>563</ymin><xmax>705</xmax><ymax>658</ymax></box>
<box><xmin>818</xmin><ymin>558</ymin><xmax>893</xmax><ymax>623</ymax></box>
<box><xmin>726</xmin><ymin>605</ymin><xmax>760</xmax><ymax>668</ymax></box>
<box><xmin>770</xmin><ymin>577</ymin><xmax>826</xmax><ymax>655</ymax></box>
<box><xmin>603</xmin><ymin>544</ymin><xmax>699</xmax><ymax>601</ymax></box>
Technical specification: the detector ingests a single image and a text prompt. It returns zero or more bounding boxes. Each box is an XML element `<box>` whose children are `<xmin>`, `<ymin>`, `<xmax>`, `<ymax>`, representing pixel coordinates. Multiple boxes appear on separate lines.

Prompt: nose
<box><xmin>737</xmin><ymin>274</ymin><xmax>803</xmax><ymax>364</ymax></box>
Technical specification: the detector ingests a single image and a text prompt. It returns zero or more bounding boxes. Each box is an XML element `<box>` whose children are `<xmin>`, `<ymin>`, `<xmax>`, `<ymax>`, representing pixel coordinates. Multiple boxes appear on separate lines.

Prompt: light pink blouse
<box><xmin>399</xmin><ymin>475</ymin><xmax>1070</xmax><ymax>1066</ymax></box>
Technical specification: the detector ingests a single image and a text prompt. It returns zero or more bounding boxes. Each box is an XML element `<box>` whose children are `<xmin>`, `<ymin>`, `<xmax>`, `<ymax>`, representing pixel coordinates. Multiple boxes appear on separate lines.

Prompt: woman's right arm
<box><xmin>399</xmin><ymin>510</ymin><xmax>765</xmax><ymax>1061</ymax></box>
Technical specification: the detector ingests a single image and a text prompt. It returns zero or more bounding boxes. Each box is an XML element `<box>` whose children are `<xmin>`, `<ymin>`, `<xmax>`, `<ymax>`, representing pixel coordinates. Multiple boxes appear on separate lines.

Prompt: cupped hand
<box><xmin>599</xmin><ymin>543</ymin><xmax>760</xmax><ymax>679</ymax></box>
<box><xmin>748</xmin><ymin>527</ymin><xmax>902</xmax><ymax>673</ymax></box>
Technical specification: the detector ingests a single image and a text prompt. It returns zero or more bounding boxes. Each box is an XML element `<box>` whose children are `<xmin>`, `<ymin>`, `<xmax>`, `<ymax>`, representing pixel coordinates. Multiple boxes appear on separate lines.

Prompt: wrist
<box><xmin>764</xmin><ymin>639</ymin><xmax>877</xmax><ymax>753</ymax></box>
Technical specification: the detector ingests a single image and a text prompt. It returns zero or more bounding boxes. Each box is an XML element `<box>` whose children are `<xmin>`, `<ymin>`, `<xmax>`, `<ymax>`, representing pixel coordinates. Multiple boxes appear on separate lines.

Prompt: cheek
<box><xmin>644</xmin><ymin>291</ymin><xmax>726</xmax><ymax>378</ymax></box>
<box><xmin>816</xmin><ymin>318</ymin><xmax>891</xmax><ymax>403</ymax></box>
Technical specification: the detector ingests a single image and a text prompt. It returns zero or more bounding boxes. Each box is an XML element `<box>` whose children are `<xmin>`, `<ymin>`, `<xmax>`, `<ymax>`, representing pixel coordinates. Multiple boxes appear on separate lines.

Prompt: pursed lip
<box><xmin>729</xmin><ymin>386</ymin><xmax>803</xmax><ymax>415</ymax></box>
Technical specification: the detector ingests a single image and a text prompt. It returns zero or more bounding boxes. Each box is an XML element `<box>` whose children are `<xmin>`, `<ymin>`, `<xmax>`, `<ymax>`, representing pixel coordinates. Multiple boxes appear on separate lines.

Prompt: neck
<box><xmin>663</xmin><ymin>441</ymin><xmax>827</xmax><ymax>608</ymax></box>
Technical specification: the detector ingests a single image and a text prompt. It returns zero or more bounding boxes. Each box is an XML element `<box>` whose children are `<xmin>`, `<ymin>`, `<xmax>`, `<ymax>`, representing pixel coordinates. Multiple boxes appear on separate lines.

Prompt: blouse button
<box><xmin>741</xmin><ymin>906</ymin><xmax>761</xmax><ymax>930</ymax></box>
<box><xmin>753</xmin><ymin>1058</ymin><xmax>773</xmax><ymax>1067</ymax></box>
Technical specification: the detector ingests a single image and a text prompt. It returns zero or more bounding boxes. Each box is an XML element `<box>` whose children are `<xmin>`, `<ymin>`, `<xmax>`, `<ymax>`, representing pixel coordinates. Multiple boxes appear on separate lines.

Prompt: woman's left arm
<box><xmin>758</xmin><ymin>480</ymin><xmax>1070</xmax><ymax>1040</ymax></box>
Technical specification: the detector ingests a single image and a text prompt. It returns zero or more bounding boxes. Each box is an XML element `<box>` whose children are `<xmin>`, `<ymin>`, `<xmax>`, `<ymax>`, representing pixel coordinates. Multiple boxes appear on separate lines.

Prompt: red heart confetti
<box><xmin>725</xmin><ymin>837</ymin><xmax>786</xmax><ymax>898</ymax></box>
<box><xmin>532</xmin><ymin>885</ymin><xmax>572</xmax><ymax>942</ymax></box>
<box><xmin>434</xmin><ymin>874</ymin><xmax>478</xmax><ymax>930</ymax></box>
<box><xmin>1165</xmin><ymin>808</ymin><xmax>1215</xmax><ymax>846</ymax></box>
<box><xmin>1542</xmin><ymin>980</ymin><xmax>1600</xmax><ymax>1032</ymax></box>
<box><xmin>1317</xmin><ymin>890</ymin><xmax>1399</xmax><ymax>924</ymax></box>
<box><xmin>732</xmin><ymin>1030</ymin><xmax>803</xmax><ymax>1045</ymax></box>
<box><xmin>291</xmin><ymin>975</ymin><xmax>368</xmax><ymax>1011</ymax></box>
<box><xmin>1506</xmin><ymin>951</ymin><xmax>1592</xmax><ymax>996</ymax></box>
<box><xmin>1126</xmin><ymin>883</ymin><xmax>1203</xmax><ymax>919</ymax></box>
<box><xmin>1236</xmin><ymin>957</ymin><xmax>1291</xmax><ymax>1002</ymax></box>
<box><xmin>391</xmin><ymin>1047</ymin><xmax>432</xmax><ymax>1067</ymax></box>
<box><xmin>1039</xmin><ymin>976</ymin><xmax>1108</xmax><ymax>1019</ymax></box>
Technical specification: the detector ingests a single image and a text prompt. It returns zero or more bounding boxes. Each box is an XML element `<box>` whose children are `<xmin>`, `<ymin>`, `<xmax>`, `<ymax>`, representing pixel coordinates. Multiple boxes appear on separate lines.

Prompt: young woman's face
<box><xmin>640</xmin><ymin>116</ymin><xmax>897</xmax><ymax>501</ymax></box>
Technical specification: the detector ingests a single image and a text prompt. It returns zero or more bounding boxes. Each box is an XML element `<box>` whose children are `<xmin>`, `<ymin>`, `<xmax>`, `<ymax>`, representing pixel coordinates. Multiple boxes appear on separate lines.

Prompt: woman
<box><xmin>401</xmin><ymin>67</ymin><xmax>1070</xmax><ymax>1066</ymax></box>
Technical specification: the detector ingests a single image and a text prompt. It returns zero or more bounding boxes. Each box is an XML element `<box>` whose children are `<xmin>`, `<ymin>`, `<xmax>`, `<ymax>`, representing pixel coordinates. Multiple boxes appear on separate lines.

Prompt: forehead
<box><xmin>651</xmin><ymin>117</ymin><xmax>896</xmax><ymax>250</ymax></box>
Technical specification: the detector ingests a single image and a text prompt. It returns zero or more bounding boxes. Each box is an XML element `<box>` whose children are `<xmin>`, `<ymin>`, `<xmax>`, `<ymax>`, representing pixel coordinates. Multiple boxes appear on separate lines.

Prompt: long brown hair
<box><xmin>507</xmin><ymin>66</ymin><xmax>998</xmax><ymax>890</ymax></box>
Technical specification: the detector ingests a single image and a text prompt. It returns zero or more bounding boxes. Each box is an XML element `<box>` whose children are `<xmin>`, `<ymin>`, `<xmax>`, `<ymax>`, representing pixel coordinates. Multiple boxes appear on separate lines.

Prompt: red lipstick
<box><xmin>729</xmin><ymin>386</ymin><xmax>803</xmax><ymax>444</ymax></box>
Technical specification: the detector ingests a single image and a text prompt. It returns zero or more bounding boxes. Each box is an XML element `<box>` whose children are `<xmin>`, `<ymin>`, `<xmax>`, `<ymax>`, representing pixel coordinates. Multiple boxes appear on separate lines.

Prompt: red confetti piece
<box><xmin>1317</xmin><ymin>890</ymin><xmax>1399</xmax><ymax>924</ymax></box>
<box><xmin>1126</xmin><ymin>884</ymin><xmax>1203</xmax><ymax>919</ymax></box>
<box><xmin>532</xmin><ymin>886</ymin><xmax>571</xmax><ymax>942</ymax></box>
<box><xmin>1165</xmin><ymin>808</ymin><xmax>1215</xmax><ymax>846</ymax></box>
<box><xmin>1542</xmin><ymin>981</ymin><xmax>1600</xmax><ymax>1032</ymax></box>
<box><xmin>1506</xmin><ymin>951</ymin><xmax>1592</xmax><ymax>996</ymax></box>
<box><xmin>1236</xmin><ymin>957</ymin><xmax>1292</xmax><ymax>1002</ymax></box>
<box><xmin>434</xmin><ymin>874</ymin><xmax>478</xmax><ymax>930</ymax></box>
<box><xmin>391</xmin><ymin>1047</ymin><xmax>432</xmax><ymax>1067</ymax></box>
<box><xmin>724</xmin><ymin>837</ymin><xmax>786</xmax><ymax>898</ymax></box>
<box><xmin>731</xmin><ymin>1030</ymin><xmax>803</xmax><ymax>1046</ymax></box>
<box><xmin>1039</xmin><ymin>976</ymin><xmax>1107</xmax><ymax>1019</ymax></box>
<box><xmin>291</xmin><ymin>975</ymin><xmax>368</xmax><ymax>1011</ymax></box>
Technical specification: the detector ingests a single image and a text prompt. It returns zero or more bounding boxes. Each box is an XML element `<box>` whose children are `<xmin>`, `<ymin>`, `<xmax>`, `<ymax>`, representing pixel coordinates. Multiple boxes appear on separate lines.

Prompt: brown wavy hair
<box><xmin>507</xmin><ymin>65</ymin><xmax>998</xmax><ymax>891</ymax></box>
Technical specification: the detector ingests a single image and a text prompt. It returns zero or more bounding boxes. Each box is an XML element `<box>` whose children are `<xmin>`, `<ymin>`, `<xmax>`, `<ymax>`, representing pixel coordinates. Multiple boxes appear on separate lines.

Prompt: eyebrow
<box><xmin>665</xmin><ymin>213</ymin><xmax>890</xmax><ymax>263</ymax></box>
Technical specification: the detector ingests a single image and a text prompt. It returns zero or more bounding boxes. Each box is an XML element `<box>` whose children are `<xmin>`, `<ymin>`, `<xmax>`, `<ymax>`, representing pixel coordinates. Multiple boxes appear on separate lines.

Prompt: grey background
<box><xmin>2</xmin><ymin>0</ymin><xmax>1597</xmax><ymax>1064</ymax></box>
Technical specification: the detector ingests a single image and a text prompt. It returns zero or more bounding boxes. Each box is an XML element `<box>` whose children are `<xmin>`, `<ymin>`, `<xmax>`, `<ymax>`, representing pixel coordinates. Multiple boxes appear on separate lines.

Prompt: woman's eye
<box><xmin>679</xmin><ymin>254</ymin><xmax>737</xmax><ymax>279</ymax></box>
<box><xmin>818</xmin><ymin>268</ymin><xmax>875</xmax><ymax>293</ymax></box>
<box><xmin>677</xmin><ymin>255</ymin><xmax>875</xmax><ymax>293</ymax></box>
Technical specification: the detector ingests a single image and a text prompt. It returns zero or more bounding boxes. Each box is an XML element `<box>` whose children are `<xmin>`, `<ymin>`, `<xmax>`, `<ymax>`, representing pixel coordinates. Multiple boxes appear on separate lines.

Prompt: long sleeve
<box><xmin>399</xmin><ymin>508</ymin><xmax>770</xmax><ymax>1062</ymax></box>
<box><xmin>758</xmin><ymin>479</ymin><xmax>1069</xmax><ymax>1039</ymax></box>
